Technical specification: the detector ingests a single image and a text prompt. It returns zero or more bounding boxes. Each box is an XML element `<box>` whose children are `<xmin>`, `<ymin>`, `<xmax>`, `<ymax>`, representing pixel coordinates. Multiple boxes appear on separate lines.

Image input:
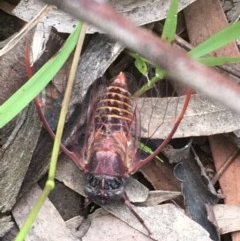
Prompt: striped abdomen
<box><xmin>94</xmin><ymin>72</ymin><xmax>133</xmax><ymax>135</ymax></box>
<box><xmin>85</xmin><ymin>72</ymin><xmax>138</xmax><ymax>176</ymax></box>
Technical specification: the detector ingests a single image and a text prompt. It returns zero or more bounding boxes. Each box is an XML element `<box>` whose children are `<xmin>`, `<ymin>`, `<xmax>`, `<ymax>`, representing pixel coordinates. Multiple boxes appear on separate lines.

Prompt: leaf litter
<box><xmin>2</xmin><ymin>0</ymin><xmax>240</xmax><ymax>240</ymax></box>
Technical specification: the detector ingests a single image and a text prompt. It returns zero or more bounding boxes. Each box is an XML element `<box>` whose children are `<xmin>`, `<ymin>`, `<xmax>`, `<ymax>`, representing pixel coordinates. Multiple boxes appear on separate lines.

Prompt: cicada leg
<box><xmin>123</xmin><ymin>192</ymin><xmax>151</xmax><ymax>234</ymax></box>
<box><xmin>25</xmin><ymin>42</ymin><xmax>86</xmax><ymax>170</ymax></box>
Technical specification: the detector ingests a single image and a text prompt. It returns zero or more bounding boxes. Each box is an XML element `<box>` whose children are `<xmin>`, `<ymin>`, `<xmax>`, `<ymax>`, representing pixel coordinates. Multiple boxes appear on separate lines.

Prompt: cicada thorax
<box><xmin>83</xmin><ymin>72</ymin><xmax>139</xmax><ymax>204</ymax></box>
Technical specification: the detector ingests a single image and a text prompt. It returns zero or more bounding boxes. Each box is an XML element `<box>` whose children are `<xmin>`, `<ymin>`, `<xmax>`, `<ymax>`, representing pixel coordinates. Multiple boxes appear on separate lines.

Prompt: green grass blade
<box><xmin>161</xmin><ymin>0</ymin><xmax>178</xmax><ymax>43</ymax></box>
<box><xmin>189</xmin><ymin>21</ymin><xmax>240</xmax><ymax>58</ymax></box>
<box><xmin>0</xmin><ymin>23</ymin><xmax>82</xmax><ymax>128</ymax></box>
<box><xmin>134</xmin><ymin>0</ymin><xmax>178</xmax><ymax>96</ymax></box>
<box><xmin>14</xmin><ymin>182</ymin><xmax>54</xmax><ymax>241</ymax></box>
<box><xmin>139</xmin><ymin>142</ymin><xmax>163</xmax><ymax>162</ymax></box>
<box><xmin>198</xmin><ymin>56</ymin><xmax>240</xmax><ymax>66</ymax></box>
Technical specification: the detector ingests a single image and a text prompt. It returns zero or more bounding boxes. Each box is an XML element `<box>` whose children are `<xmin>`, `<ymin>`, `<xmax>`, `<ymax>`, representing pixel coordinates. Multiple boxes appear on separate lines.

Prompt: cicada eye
<box><xmin>106</xmin><ymin>177</ymin><xmax>122</xmax><ymax>190</ymax></box>
<box><xmin>87</xmin><ymin>174</ymin><xmax>99</xmax><ymax>188</ymax></box>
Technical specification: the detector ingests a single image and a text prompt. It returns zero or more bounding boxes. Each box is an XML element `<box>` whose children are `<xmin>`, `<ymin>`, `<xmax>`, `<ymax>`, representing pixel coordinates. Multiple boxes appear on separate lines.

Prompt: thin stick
<box><xmin>211</xmin><ymin>149</ymin><xmax>240</xmax><ymax>185</ymax></box>
<box><xmin>48</xmin><ymin>22</ymin><xmax>87</xmax><ymax>180</ymax></box>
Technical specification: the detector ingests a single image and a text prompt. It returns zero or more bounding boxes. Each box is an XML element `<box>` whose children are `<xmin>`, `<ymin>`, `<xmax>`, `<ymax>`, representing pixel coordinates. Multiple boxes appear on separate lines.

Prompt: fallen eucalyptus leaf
<box><xmin>4</xmin><ymin>0</ymin><xmax>197</xmax><ymax>33</ymax></box>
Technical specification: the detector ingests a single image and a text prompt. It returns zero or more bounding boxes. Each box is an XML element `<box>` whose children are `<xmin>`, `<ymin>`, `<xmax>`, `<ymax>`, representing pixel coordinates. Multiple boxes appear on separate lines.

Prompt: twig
<box><xmin>211</xmin><ymin>149</ymin><xmax>240</xmax><ymax>185</ymax></box>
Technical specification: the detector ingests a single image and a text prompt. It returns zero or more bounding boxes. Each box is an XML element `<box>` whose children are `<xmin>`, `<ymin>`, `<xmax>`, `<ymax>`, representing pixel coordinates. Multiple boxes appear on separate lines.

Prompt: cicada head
<box><xmin>84</xmin><ymin>174</ymin><xmax>128</xmax><ymax>204</ymax></box>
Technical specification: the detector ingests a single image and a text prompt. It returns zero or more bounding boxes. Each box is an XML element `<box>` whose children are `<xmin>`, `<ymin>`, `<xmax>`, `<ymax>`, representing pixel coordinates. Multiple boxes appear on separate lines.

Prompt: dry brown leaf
<box><xmin>214</xmin><ymin>204</ymin><xmax>240</xmax><ymax>235</ymax></box>
<box><xmin>3</xmin><ymin>0</ymin><xmax>197</xmax><ymax>33</ymax></box>
<box><xmin>138</xmin><ymin>94</ymin><xmax>240</xmax><ymax>139</ymax></box>
<box><xmin>184</xmin><ymin>0</ymin><xmax>239</xmax><ymax>56</ymax></box>
<box><xmin>0</xmin><ymin>216</ymin><xmax>13</xmax><ymax>237</ymax></box>
<box><xmin>137</xmin><ymin>190</ymin><xmax>181</xmax><ymax>206</ymax></box>
<box><xmin>140</xmin><ymin>159</ymin><xmax>181</xmax><ymax>191</ymax></box>
<box><xmin>209</xmin><ymin>135</ymin><xmax>240</xmax><ymax>204</ymax></box>
<box><xmin>12</xmin><ymin>185</ymin><xmax>77</xmax><ymax>241</ymax></box>
<box><xmin>81</xmin><ymin>204</ymin><xmax>212</xmax><ymax>241</ymax></box>
<box><xmin>68</xmin><ymin>205</ymin><xmax>215</xmax><ymax>241</ymax></box>
<box><xmin>79</xmin><ymin>209</ymin><xmax>153</xmax><ymax>241</ymax></box>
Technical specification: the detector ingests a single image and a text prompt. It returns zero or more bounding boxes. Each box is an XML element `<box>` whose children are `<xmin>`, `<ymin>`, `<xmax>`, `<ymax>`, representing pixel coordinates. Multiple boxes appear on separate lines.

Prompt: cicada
<box><xmin>41</xmin><ymin>72</ymin><xmax>191</xmax><ymax>233</ymax></box>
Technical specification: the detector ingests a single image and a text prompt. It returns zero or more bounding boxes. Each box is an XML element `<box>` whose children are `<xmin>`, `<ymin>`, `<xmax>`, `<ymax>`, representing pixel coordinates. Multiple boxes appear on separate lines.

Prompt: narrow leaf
<box><xmin>139</xmin><ymin>142</ymin><xmax>163</xmax><ymax>162</ymax></box>
<box><xmin>198</xmin><ymin>56</ymin><xmax>240</xmax><ymax>66</ymax></box>
<box><xmin>161</xmin><ymin>0</ymin><xmax>178</xmax><ymax>43</ymax></box>
<box><xmin>134</xmin><ymin>57</ymin><xmax>148</xmax><ymax>76</ymax></box>
<box><xmin>189</xmin><ymin>21</ymin><xmax>240</xmax><ymax>58</ymax></box>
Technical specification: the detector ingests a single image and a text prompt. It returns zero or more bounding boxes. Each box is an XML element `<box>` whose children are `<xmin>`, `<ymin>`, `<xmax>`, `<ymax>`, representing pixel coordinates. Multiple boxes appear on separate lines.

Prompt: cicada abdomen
<box><xmin>83</xmin><ymin>72</ymin><xmax>139</xmax><ymax>204</ymax></box>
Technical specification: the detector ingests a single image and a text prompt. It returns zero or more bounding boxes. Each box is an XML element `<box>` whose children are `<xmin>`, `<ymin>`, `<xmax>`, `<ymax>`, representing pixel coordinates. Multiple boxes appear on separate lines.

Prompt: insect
<box><xmin>33</xmin><ymin>71</ymin><xmax>191</xmax><ymax>233</ymax></box>
<box><xmin>82</xmin><ymin>72</ymin><xmax>138</xmax><ymax>204</ymax></box>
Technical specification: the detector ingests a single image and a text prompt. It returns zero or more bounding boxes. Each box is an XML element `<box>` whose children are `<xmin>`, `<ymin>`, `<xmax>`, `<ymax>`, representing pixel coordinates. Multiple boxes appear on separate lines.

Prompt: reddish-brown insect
<box><xmin>82</xmin><ymin>72</ymin><xmax>139</xmax><ymax>204</ymax></box>
<box><xmin>33</xmin><ymin>70</ymin><xmax>191</xmax><ymax>233</ymax></box>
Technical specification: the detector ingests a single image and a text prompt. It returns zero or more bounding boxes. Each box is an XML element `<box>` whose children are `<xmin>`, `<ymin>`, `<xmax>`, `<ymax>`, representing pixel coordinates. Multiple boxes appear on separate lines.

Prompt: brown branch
<box><xmin>41</xmin><ymin>0</ymin><xmax>240</xmax><ymax>114</ymax></box>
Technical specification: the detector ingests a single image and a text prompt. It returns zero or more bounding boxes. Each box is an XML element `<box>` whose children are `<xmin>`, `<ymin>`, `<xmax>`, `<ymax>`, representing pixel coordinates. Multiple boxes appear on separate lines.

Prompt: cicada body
<box><xmin>83</xmin><ymin>72</ymin><xmax>139</xmax><ymax>204</ymax></box>
<box><xmin>23</xmin><ymin>38</ymin><xmax>191</xmax><ymax>236</ymax></box>
<box><xmin>31</xmin><ymin>71</ymin><xmax>190</xmax><ymax>234</ymax></box>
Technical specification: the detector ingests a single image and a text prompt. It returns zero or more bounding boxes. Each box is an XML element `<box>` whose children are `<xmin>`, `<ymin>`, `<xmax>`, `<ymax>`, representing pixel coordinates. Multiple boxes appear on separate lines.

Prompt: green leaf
<box><xmin>189</xmin><ymin>21</ymin><xmax>240</xmax><ymax>58</ymax></box>
<box><xmin>139</xmin><ymin>142</ymin><xmax>163</xmax><ymax>162</ymax></box>
<box><xmin>155</xmin><ymin>67</ymin><xmax>166</xmax><ymax>79</ymax></box>
<box><xmin>128</xmin><ymin>52</ymin><xmax>149</xmax><ymax>75</ymax></box>
<box><xmin>0</xmin><ymin>23</ymin><xmax>82</xmax><ymax>128</ymax></box>
<box><xmin>133</xmin><ymin>0</ymin><xmax>178</xmax><ymax>96</ymax></box>
<box><xmin>161</xmin><ymin>0</ymin><xmax>178</xmax><ymax>43</ymax></box>
<box><xmin>198</xmin><ymin>56</ymin><xmax>240</xmax><ymax>66</ymax></box>
<box><xmin>134</xmin><ymin>57</ymin><xmax>148</xmax><ymax>76</ymax></box>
